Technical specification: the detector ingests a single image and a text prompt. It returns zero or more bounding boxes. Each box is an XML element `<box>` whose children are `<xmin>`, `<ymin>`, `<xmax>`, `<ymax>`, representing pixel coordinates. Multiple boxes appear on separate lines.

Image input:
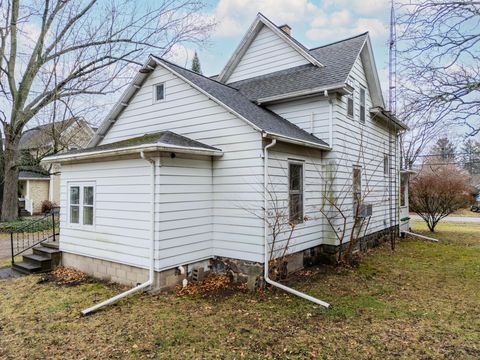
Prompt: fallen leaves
<box><xmin>175</xmin><ymin>272</ymin><xmax>247</xmax><ymax>296</ymax></box>
<box><xmin>38</xmin><ymin>266</ymin><xmax>89</xmax><ymax>286</ymax></box>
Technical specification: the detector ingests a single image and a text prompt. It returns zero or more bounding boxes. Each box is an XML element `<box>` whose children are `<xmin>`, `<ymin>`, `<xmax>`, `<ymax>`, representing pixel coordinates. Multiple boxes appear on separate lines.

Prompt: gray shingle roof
<box><xmin>19</xmin><ymin>118</ymin><xmax>92</xmax><ymax>149</ymax></box>
<box><xmin>62</xmin><ymin>131</ymin><xmax>220</xmax><ymax>156</ymax></box>
<box><xmin>19</xmin><ymin>170</ymin><xmax>50</xmax><ymax>180</ymax></box>
<box><xmin>154</xmin><ymin>57</ymin><xmax>329</xmax><ymax>147</ymax></box>
<box><xmin>229</xmin><ymin>33</ymin><xmax>368</xmax><ymax>101</ymax></box>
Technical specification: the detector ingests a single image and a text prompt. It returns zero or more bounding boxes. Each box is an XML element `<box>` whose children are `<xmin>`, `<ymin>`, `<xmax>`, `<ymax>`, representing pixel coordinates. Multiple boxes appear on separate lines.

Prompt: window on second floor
<box><xmin>353</xmin><ymin>166</ymin><xmax>362</xmax><ymax>217</ymax></box>
<box><xmin>384</xmin><ymin>154</ymin><xmax>389</xmax><ymax>176</ymax></box>
<box><xmin>347</xmin><ymin>94</ymin><xmax>354</xmax><ymax>118</ymax></box>
<box><xmin>154</xmin><ymin>83</ymin><xmax>165</xmax><ymax>102</ymax></box>
<box><xmin>359</xmin><ymin>88</ymin><xmax>366</xmax><ymax>123</ymax></box>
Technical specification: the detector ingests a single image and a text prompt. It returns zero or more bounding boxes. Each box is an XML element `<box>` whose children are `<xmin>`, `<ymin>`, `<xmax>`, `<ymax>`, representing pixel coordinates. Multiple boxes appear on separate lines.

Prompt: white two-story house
<box><xmin>42</xmin><ymin>14</ymin><xmax>408</xmax><ymax>291</ymax></box>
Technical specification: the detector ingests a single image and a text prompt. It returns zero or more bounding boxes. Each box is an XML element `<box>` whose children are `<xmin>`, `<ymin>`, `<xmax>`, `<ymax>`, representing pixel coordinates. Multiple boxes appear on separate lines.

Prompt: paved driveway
<box><xmin>410</xmin><ymin>215</ymin><xmax>480</xmax><ymax>223</ymax></box>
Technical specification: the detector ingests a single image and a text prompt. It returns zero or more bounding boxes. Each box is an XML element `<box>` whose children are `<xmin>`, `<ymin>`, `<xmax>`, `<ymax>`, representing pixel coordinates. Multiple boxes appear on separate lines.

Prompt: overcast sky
<box><xmin>171</xmin><ymin>0</ymin><xmax>392</xmax><ymax>83</ymax></box>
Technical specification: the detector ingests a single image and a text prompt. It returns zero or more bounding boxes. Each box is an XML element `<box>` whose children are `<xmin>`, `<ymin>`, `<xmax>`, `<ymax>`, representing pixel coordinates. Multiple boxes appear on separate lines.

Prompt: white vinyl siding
<box><xmin>267</xmin><ymin>95</ymin><xmax>332</xmax><ymax>145</ymax></box>
<box><xmin>320</xmin><ymin>53</ymin><xmax>399</xmax><ymax>244</ymax></box>
<box><xmin>226</xmin><ymin>25</ymin><xmax>309</xmax><ymax>83</ymax></box>
<box><xmin>101</xmin><ymin>65</ymin><xmax>265</xmax><ymax>263</ymax></box>
<box><xmin>266</xmin><ymin>143</ymin><xmax>324</xmax><ymax>258</ymax></box>
<box><xmin>156</xmin><ymin>153</ymin><xmax>214</xmax><ymax>269</ymax></box>
<box><xmin>60</xmin><ymin>159</ymin><xmax>152</xmax><ymax>268</ymax></box>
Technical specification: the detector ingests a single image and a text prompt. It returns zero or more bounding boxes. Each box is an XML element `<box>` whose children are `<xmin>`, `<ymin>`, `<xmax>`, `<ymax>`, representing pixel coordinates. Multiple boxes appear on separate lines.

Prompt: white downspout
<box><xmin>328</xmin><ymin>98</ymin><xmax>333</xmax><ymax>148</ymax></box>
<box><xmin>403</xmin><ymin>231</ymin><xmax>438</xmax><ymax>243</ymax></box>
<box><xmin>81</xmin><ymin>150</ymin><xmax>156</xmax><ymax>315</ymax></box>
<box><xmin>263</xmin><ymin>138</ymin><xmax>331</xmax><ymax>308</ymax></box>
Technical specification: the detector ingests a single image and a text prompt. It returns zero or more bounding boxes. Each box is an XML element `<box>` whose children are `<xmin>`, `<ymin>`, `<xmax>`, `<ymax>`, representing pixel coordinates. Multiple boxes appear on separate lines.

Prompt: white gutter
<box><xmin>263</xmin><ymin>138</ymin><xmax>331</xmax><ymax>308</ymax></box>
<box><xmin>81</xmin><ymin>151</ymin><xmax>157</xmax><ymax>315</ymax></box>
<box><xmin>327</xmin><ymin>95</ymin><xmax>333</xmax><ymax>148</ymax></box>
<box><xmin>264</xmin><ymin>132</ymin><xmax>331</xmax><ymax>151</ymax></box>
<box><xmin>256</xmin><ymin>83</ymin><xmax>349</xmax><ymax>105</ymax></box>
<box><xmin>42</xmin><ymin>143</ymin><xmax>223</xmax><ymax>164</ymax></box>
<box><xmin>403</xmin><ymin>231</ymin><xmax>439</xmax><ymax>243</ymax></box>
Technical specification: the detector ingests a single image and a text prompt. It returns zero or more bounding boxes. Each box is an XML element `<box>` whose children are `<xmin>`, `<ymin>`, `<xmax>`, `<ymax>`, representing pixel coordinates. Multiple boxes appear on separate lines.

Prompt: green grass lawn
<box><xmin>0</xmin><ymin>221</ymin><xmax>479</xmax><ymax>359</ymax></box>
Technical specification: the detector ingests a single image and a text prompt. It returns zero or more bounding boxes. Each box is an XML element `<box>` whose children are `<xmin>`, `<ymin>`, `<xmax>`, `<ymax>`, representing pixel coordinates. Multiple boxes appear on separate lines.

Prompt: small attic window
<box><xmin>154</xmin><ymin>83</ymin><xmax>165</xmax><ymax>102</ymax></box>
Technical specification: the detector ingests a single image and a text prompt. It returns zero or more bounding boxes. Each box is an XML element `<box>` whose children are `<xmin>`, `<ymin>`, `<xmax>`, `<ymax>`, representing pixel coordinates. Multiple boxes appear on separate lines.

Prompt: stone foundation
<box><xmin>62</xmin><ymin>227</ymin><xmax>396</xmax><ymax>292</ymax></box>
<box><xmin>62</xmin><ymin>252</ymin><xmax>209</xmax><ymax>292</ymax></box>
<box><xmin>62</xmin><ymin>252</ymin><xmax>149</xmax><ymax>286</ymax></box>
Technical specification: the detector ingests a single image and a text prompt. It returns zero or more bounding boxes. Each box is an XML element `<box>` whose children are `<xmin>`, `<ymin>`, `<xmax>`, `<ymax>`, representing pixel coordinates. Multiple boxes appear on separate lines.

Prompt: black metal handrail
<box><xmin>10</xmin><ymin>207</ymin><xmax>60</xmax><ymax>265</ymax></box>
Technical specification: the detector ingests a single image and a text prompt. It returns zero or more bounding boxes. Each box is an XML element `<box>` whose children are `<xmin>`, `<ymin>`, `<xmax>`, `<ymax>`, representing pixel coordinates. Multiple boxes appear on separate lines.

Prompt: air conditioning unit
<box><xmin>357</xmin><ymin>203</ymin><xmax>373</xmax><ymax>218</ymax></box>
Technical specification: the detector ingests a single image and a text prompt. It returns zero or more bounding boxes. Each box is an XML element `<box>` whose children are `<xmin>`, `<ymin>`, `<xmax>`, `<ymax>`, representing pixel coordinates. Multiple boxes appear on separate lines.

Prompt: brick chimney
<box><xmin>279</xmin><ymin>24</ymin><xmax>291</xmax><ymax>36</ymax></box>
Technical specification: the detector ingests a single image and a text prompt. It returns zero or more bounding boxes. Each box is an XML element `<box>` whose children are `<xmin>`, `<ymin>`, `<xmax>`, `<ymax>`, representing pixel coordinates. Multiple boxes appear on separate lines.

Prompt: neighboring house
<box><xmin>18</xmin><ymin>118</ymin><xmax>95</xmax><ymax>215</ymax></box>
<box><xmin>43</xmin><ymin>14</ymin><xmax>409</xmax><ymax>289</ymax></box>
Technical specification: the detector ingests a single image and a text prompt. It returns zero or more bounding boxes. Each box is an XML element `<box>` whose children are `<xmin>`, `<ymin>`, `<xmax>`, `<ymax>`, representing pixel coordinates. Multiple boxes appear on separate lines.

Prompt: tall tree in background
<box><xmin>396</xmin><ymin>1</ymin><xmax>480</xmax><ymax>138</ymax></box>
<box><xmin>191</xmin><ymin>51</ymin><xmax>202</xmax><ymax>74</ymax></box>
<box><xmin>461</xmin><ymin>139</ymin><xmax>480</xmax><ymax>175</ymax></box>
<box><xmin>431</xmin><ymin>137</ymin><xmax>456</xmax><ymax>163</ymax></box>
<box><xmin>0</xmin><ymin>0</ymin><xmax>214</xmax><ymax>221</ymax></box>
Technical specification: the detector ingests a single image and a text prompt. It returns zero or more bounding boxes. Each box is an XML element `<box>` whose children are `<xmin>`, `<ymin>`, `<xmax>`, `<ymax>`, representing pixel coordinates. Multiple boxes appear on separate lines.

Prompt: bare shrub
<box><xmin>409</xmin><ymin>164</ymin><xmax>472</xmax><ymax>232</ymax></box>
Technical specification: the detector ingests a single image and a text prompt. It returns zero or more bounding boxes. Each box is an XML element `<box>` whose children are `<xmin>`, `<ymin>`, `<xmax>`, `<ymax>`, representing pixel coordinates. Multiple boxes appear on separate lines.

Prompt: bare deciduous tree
<box><xmin>0</xmin><ymin>0</ymin><xmax>214</xmax><ymax>220</ymax></box>
<box><xmin>316</xmin><ymin>137</ymin><xmax>391</xmax><ymax>263</ymax></box>
<box><xmin>396</xmin><ymin>0</ymin><xmax>480</xmax><ymax>147</ymax></box>
<box><xmin>409</xmin><ymin>163</ymin><xmax>472</xmax><ymax>231</ymax></box>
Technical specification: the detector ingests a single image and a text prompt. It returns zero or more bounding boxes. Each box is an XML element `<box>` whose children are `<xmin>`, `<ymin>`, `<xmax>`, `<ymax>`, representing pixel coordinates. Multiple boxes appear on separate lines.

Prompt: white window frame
<box><xmin>288</xmin><ymin>160</ymin><xmax>305</xmax><ymax>224</ymax></box>
<box><xmin>347</xmin><ymin>92</ymin><xmax>354</xmax><ymax>119</ymax></box>
<box><xmin>153</xmin><ymin>82</ymin><xmax>165</xmax><ymax>103</ymax></box>
<box><xmin>67</xmin><ymin>182</ymin><xmax>96</xmax><ymax>228</ymax></box>
<box><xmin>359</xmin><ymin>87</ymin><xmax>366</xmax><ymax>123</ymax></box>
<box><xmin>384</xmin><ymin>154</ymin><xmax>389</xmax><ymax>176</ymax></box>
<box><xmin>353</xmin><ymin>166</ymin><xmax>362</xmax><ymax>217</ymax></box>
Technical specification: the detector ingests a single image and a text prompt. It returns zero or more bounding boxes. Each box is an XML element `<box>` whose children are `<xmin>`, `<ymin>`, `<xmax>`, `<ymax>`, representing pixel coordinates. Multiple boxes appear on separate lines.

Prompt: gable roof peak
<box><xmin>217</xmin><ymin>13</ymin><xmax>323</xmax><ymax>83</ymax></box>
<box><xmin>309</xmin><ymin>31</ymin><xmax>369</xmax><ymax>51</ymax></box>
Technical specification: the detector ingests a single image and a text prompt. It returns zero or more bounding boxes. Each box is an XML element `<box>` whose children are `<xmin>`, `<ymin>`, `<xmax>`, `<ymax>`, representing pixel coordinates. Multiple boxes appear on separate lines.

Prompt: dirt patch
<box><xmin>38</xmin><ymin>266</ymin><xmax>90</xmax><ymax>286</ymax></box>
<box><xmin>176</xmin><ymin>273</ymin><xmax>248</xmax><ymax>297</ymax></box>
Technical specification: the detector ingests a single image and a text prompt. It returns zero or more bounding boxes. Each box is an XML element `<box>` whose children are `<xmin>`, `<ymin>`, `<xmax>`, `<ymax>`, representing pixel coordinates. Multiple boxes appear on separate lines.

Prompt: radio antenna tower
<box><xmin>388</xmin><ymin>0</ymin><xmax>397</xmax><ymax>114</ymax></box>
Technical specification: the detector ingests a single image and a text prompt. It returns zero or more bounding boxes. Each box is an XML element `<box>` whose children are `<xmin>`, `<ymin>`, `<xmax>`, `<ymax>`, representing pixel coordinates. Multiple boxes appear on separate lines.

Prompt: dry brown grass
<box><xmin>0</xmin><ymin>221</ymin><xmax>479</xmax><ymax>359</ymax></box>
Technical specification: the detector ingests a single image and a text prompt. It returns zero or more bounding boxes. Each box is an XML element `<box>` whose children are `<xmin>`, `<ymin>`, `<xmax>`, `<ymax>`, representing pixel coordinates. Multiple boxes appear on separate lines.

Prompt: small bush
<box><xmin>41</xmin><ymin>200</ymin><xmax>56</xmax><ymax>214</ymax></box>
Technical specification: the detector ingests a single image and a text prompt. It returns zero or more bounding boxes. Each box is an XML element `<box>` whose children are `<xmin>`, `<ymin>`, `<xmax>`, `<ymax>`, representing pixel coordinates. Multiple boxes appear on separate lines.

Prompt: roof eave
<box><xmin>89</xmin><ymin>57</ymin><xmax>157</xmax><ymax>147</ymax></box>
<box><xmin>263</xmin><ymin>132</ymin><xmax>331</xmax><ymax>151</ymax></box>
<box><xmin>370</xmin><ymin>107</ymin><xmax>409</xmax><ymax>130</ymax></box>
<box><xmin>19</xmin><ymin>177</ymin><xmax>50</xmax><ymax>181</ymax></box>
<box><xmin>256</xmin><ymin>83</ymin><xmax>350</xmax><ymax>105</ymax></box>
<box><xmin>42</xmin><ymin>143</ymin><xmax>223</xmax><ymax>164</ymax></box>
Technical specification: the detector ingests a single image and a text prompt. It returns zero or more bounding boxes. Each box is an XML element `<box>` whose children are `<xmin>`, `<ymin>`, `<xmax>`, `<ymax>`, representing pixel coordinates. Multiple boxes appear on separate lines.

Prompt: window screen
<box><xmin>360</xmin><ymin>88</ymin><xmax>366</xmax><ymax>123</ymax></box>
<box><xmin>289</xmin><ymin>163</ymin><xmax>304</xmax><ymax>223</ymax></box>
<box><xmin>155</xmin><ymin>83</ymin><xmax>164</xmax><ymax>101</ymax></box>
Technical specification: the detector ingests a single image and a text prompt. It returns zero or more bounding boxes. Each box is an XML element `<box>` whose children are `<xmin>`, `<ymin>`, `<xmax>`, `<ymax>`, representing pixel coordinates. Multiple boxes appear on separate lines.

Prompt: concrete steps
<box><xmin>12</xmin><ymin>242</ymin><xmax>61</xmax><ymax>274</ymax></box>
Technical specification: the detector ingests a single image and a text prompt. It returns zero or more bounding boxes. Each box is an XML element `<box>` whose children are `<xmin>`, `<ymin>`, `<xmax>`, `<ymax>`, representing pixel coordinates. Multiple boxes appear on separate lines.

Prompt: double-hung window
<box><xmin>353</xmin><ymin>166</ymin><xmax>362</xmax><ymax>217</ymax></box>
<box><xmin>69</xmin><ymin>183</ymin><xmax>95</xmax><ymax>226</ymax></box>
<box><xmin>289</xmin><ymin>162</ymin><xmax>304</xmax><ymax>224</ymax></box>
<box><xmin>359</xmin><ymin>88</ymin><xmax>366</xmax><ymax>123</ymax></box>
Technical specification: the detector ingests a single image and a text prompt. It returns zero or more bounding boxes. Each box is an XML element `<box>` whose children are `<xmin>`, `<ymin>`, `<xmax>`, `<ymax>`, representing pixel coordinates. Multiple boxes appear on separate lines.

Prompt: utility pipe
<box><xmin>263</xmin><ymin>139</ymin><xmax>331</xmax><ymax>308</ymax></box>
<box><xmin>81</xmin><ymin>151</ymin><xmax>157</xmax><ymax>315</ymax></box>
<box><xmin>403</xmin><ymin>231</ymin><xmax>438</xmax><ymax>243</ymax></box>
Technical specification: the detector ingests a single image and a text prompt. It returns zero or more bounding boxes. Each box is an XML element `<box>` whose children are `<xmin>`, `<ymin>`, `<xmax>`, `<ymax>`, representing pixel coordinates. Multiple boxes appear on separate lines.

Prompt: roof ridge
<box><xmin>309</xmin><ymin>32</ymin><xmax>369</xmax><ymax>51</ymax></box>
<box><xmin>151</xmin><ymin>55</ymin><xmax>240</xmax><ymax>91</ymax></box>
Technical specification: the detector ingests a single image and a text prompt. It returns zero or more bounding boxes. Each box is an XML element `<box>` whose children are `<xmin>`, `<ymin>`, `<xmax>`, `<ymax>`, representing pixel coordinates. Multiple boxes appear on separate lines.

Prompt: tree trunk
<box><xmin>1</xmin><ymin>141</ymin><xmax>20</xmax><ymax>221</ymax></box>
